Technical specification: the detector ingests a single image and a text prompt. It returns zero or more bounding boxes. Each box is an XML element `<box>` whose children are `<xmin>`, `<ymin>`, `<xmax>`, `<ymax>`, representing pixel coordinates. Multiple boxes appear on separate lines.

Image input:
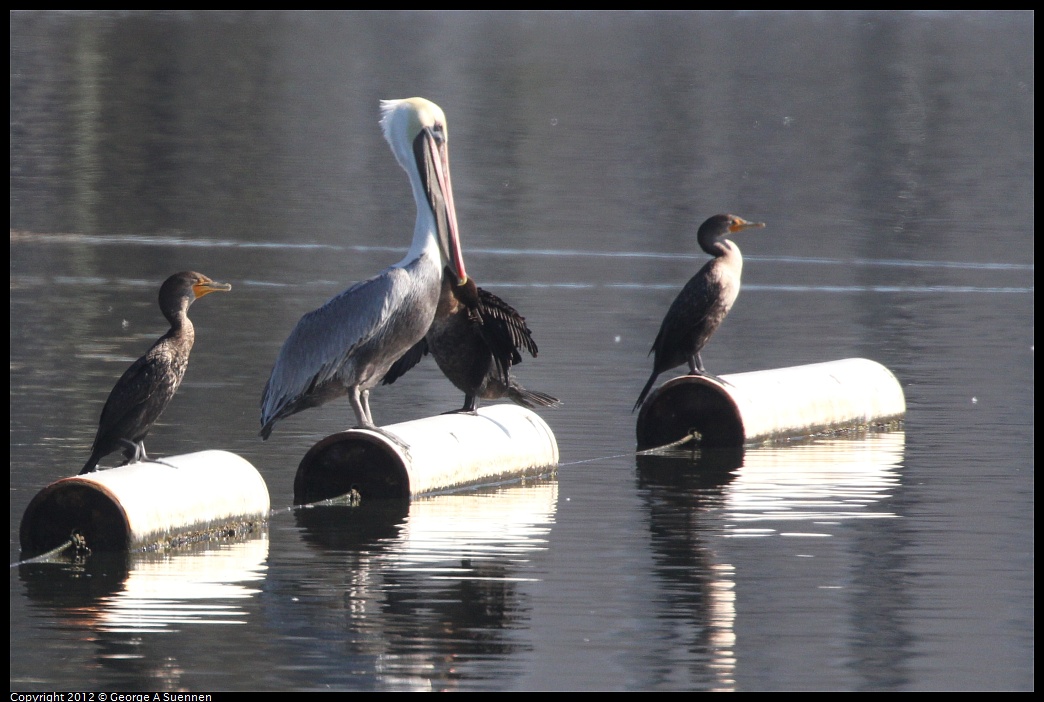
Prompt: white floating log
<box><xmin>20</xmin><ymin>450</ymin><xmax>270</xmax><ymax>556</ymax></box>
<box><xmin>294</xmin><ymin>404</ymin><xmax>559</xmax><ymax>503</ymax></box>
<box><xmin>636</xmin><ymin>358</ymin><xmax>906</xmax><ymax>450</ymax></box>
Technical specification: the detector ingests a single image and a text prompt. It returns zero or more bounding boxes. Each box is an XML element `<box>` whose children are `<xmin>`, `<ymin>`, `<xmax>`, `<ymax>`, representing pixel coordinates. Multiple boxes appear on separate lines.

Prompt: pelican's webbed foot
<box><xmin>355</xmin><ymin>423</ymin><xmax>413</xmax><ymax>462</ymax></box>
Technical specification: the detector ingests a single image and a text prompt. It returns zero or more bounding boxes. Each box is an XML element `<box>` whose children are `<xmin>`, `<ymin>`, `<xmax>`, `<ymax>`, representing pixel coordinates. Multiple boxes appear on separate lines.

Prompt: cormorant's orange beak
<box><xmin>729</xmin><ymin>218</ymin><xmax>766</xmax><ymax>233</ymax></box>
<box><xmin>193</xmin><ymin>280</ymin><xmax>232</xmax><ymax>299</ymax></box>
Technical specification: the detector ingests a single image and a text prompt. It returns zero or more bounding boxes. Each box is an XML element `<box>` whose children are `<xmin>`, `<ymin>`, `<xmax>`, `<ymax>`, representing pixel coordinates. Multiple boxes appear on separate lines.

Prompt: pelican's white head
<box><xmin>378</xmin><ymin>97</ymin><xmax>467</xmax><ymax>285</ymax></box>
<box><xmin>379</xmin><ymin>97</ymin><xmax>448</xmax><ymax>173</ymax></box>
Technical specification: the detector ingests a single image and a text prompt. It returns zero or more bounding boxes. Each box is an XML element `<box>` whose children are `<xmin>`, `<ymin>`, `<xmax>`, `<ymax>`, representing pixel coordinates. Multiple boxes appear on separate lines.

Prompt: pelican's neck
<box><xmin>396</xmin><ymin>161</ymin><xmax>441</xmax><ymax>270</ymax></box>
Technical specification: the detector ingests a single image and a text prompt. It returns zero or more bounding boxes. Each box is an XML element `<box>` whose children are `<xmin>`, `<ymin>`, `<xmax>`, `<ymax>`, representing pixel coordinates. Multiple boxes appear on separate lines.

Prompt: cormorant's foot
<box><xmin>116</xmin><ymin>455</ymin><xmax>177</xmax><ymax>469</ymax></box>
<box><xmin>441</xmin><ymin>408</ymin><xmax>479</xmax><ymax>416</ymax></box>
<box><xmin>705</xmin><ymin>372</ymin><xmax>734</xmax><ymax>388</ymax></box>
<box><xmin>686</xmin><ymin>370</ymin><xmax>733</xmax><ymax>387</ymax></box>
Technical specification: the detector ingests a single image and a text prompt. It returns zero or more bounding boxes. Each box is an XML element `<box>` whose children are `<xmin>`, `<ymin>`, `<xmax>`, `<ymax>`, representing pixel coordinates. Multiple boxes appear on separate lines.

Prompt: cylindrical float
<box><xmin>19</xmin><ymin>450</ymin><xmax>270</xmax><ymax>556</ymax></box>
<box><xmin>636</xmin><ymin>358</ymin><xmax>905</xmax><ymax>450</ymax></box>
<box><xmin>294</xmin><ymin>404</ymin><xmax>559</xmax><ymax>503</ymax></box>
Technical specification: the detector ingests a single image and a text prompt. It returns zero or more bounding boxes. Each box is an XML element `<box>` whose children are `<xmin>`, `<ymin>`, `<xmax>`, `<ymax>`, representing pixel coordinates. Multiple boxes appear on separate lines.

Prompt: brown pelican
<box><xmin>81</xmin><ymin>271</ymin><xmax>231</xmax><ymax>474</ymax></box>
<box><xmin>260</xmin><ymin>98</ymin><xmax>468</xmax><ymax>439</ymax></box>
<box><xmin>383</xmin><ymin>269</ymin><xmax>559</xmax><ymax>412</ymax></box>
<box><xmin>633</xmin><ymin>214</ymin><xmax>765</xmax><ymax>412</ymax></box>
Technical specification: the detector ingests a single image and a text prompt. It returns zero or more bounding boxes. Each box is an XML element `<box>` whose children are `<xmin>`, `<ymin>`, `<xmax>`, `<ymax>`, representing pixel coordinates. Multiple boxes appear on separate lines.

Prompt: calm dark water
<box><xmin>10</xmin><ymin>11</ymin><xmax>1033</xmax><ymax>691</ymax></box>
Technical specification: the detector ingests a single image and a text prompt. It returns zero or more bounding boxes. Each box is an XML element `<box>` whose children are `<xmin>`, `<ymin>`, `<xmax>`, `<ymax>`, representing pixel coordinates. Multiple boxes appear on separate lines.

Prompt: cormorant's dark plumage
<box><xmin>79</xmin><ymin>271</ymin><xmax>231</xmax><ymax>474</ymax></box>
<box><xmin>384</xmin><ymin>269</ymin><xmax>559</xmax><ymax>412</ymax></box>
<box><xmin>633</xmin><ymin>214</ymin><xmax>765</xmax><ymax>412</ymax></box>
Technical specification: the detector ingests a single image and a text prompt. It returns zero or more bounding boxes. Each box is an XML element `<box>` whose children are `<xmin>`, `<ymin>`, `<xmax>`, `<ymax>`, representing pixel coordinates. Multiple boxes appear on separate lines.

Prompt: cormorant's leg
<box><xmin>117</xmin><ymin>439</ymin><xmax>139</xmax><ymax>465</ymax></box>
<box><xmin>443</xmin><ymin>394</ymin><xmax>479</xmax><ymax>415</ymax></box>
<box><xmin>686</xmin><ymin>354</ymin><xmax>704</xmax><ymax>376</ymax></box>
<box><xmin>687</xmin><ymin>353</ymin><xmax>732</xmax><ymax>386</ymax></box>
<box><xmin>116</xmin><ymin>439</ymin><xmax>176</xmax><ymax>468</ymax></box>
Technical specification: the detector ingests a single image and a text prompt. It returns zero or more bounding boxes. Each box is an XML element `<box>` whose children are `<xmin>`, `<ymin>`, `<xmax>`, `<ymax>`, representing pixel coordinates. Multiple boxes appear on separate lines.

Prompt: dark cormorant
<box><xmin>383</xmin><ymin>269</ymin><xmax>559</xmax><ymax>413</ymax></box>
<box><xmin>79</xmin><ymin>271</ymin><xmax>231</xmax><ymax>474</ymax></box>
<box><xmin>259</xmin><ymin>98</ymin><xmax>467</xmax><ymax>439</ymax></box>
<box><xmin>633</xmin><ymin>214</ymin><xmax>765</xmax><ymax>412</ymax></box>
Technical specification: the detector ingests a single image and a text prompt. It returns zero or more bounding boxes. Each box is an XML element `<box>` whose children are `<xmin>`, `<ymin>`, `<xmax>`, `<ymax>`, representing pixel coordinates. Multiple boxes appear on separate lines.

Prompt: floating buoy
<box><xmin>19</xmin><ymin>450</ymin><xmax>270</xmax><ymax>556</ymax></box>
<box><xmin>636</xmin><ymin>358</ymin><xmax>905</xmax><ymax>450</ymax></box>
<box><xmin>294</xmin><ymin>404</ymin><xmax>559</xmax><ymax>503</ymax></box>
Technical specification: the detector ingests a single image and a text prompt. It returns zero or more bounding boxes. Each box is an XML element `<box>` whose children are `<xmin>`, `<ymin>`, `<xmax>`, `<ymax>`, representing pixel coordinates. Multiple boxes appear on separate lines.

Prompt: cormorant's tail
<box><xmin>79</xmin><ymin>452</ymin><xmax>101</xmax><ymax>475</ymax></box>
<box><xmin>507</xmin><ymin>384</ymin><xmax>560</xmax><ymax>409</ymax></box>
<box><xmin>633</xmin><ymin>371</ymin><xmax>660</xmax><ymax>413</ymax></box>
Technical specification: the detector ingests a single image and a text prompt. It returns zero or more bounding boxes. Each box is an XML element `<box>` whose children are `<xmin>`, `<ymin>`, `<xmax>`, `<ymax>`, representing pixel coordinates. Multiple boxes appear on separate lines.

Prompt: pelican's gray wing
<box><xmin>260</xmin><ymin>267</ymin><xmax>411</xmax><ymax>436</ymax></box>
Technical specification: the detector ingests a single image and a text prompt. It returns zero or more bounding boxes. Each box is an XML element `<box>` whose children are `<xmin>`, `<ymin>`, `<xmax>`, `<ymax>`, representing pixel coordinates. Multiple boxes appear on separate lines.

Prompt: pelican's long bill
<box><xmin>415</xmin><ymin>125</ymin><xmax>468</xmax><ymax>285</ymax></box>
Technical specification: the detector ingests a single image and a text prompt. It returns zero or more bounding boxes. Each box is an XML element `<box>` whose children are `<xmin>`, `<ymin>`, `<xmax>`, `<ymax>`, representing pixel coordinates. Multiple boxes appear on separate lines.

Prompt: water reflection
<box><xmin>18</xmin><ymin>537</ymin><xmax>269</xmax><ymax>688</ymax></box>
<box><xmin>295</xmin><ymin>478</ymin><xmax>556</xmax><ymax>567</ymax></box>
<box><xmin>636</xmin><ymin>447</ymin><xmax>742</xmax><ymax>690</ymax></box>
<box><xmin>278</xmin><ymin>480</ymin><xmax>557</xmax><ymax>690</ymax></box>
<box><xmin>726</xmin><ymin>432</ymin><xmax>903</xmax><ymax>532</ymax></box>
<box><xmin>20</xmin><ymin>537</ymin><xmax>269</xmax><ymax>633</ymax></box>
<box><xmin>383</xmin><ymin>481</ymin><xmax>557</xmax><ymax>571</ymax></box>
<box><xmin>17</xmin><ymin>540</ymin><xmax>261</xmax><ymax>690</ymax></box>
<box><xmin>295</xmin><ymin>499</ymin><xmax>410</xmax><ymax>551</ymax></box>
<box><xmin>635</xmin><ymin>432</ymin><xmax>904</xmax><ymax>690</ymax></box>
